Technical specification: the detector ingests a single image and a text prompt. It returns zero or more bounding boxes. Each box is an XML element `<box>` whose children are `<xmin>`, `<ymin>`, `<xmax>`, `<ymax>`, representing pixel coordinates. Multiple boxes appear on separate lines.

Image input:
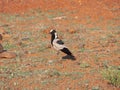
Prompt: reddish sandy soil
<box><xmin>0</xmin><ymin>0</ymin><xmax>120</xmax><ymax>90</ymax></box>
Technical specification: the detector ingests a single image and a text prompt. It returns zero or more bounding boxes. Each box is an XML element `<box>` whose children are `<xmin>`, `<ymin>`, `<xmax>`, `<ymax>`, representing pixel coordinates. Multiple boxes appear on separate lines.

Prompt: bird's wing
<box><xmin>56</xmin><ymin>39</ymin><xmax>64</xmax><ymax>45</ymax></box>
<box><xmin>53</xmin><ymin>39</ymin><xmax>66</xmax><ymax>50</ymax></box>
<box><xmin>60</xmin><ymin>47</ymin><xmax>72</xmax><ymax>56</ymax></box>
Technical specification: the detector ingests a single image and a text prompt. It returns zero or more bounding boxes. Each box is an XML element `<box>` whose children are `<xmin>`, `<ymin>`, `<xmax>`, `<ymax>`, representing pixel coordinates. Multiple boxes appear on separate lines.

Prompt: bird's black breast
<box><xmin>51</xmin><ymin>34</ymin><xmax>55</xmax><ymax>45</ymax></box>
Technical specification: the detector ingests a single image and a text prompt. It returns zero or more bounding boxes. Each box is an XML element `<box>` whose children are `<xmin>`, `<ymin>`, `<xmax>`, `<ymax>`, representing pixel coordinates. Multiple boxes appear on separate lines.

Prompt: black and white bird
<box><xmin>50</xmin><ymin>29</ymin><xmax>76</xmax><ymax>60</ymax></box>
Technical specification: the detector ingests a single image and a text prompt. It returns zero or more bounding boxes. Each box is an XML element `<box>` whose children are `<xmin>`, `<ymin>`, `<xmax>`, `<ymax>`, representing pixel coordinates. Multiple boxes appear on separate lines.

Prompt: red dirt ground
<box><xmin>0</xmin><ymin>0</ymin><xmax>119</xmax><ymax>29</ymax></box>
<box><xmin>0</xmin><ymin>0</ymin><xmax>119</xmax><ymax>17</ymax></box>
<box><xmin>0</xmin><ymin>0</ymin><xmax>120</xmax><ymax>90</ymax></box>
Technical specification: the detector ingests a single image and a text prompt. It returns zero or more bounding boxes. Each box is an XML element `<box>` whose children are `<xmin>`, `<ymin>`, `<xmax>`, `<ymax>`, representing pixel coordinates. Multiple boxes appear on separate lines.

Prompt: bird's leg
<box><xmin>57</xmin><ymin>51</ymin><xmax>60</xmax><ymax>55</ymax></box>
<box><xmin>56</xmin><ymin>51</ymin><xmax>63</xmax><ymax>61</ymax></box>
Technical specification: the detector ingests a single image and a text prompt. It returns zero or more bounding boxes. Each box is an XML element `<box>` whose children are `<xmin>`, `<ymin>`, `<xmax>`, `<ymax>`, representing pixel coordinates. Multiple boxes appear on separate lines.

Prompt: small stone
<box><xmin>92</xmin><ymin>86</ymin><xmax>100</xmax><ymax>90</ymax></box>
<box><xmin>21</xmin><ymin>37</ymin><xmax>30</xmax><ymax>41</ymax></box>
<box><xmin>43</xmin><ymin>29</ymin><xmax>50</xmax><ymax>34</ymax></box>
<box><xmin>68</xmin><ymin>29</ymin><xmax>77</xmax><ymax>34</ymax></box>
<box><xmin>16</xmin><ymin>41</ymin><xmax>23</xmax><ymax>46</ymax></box>
<box><xmin>47</xmin><ymin>44</ymin><xmax>51</xmax><ymax>48</ymax></box>
<box><xmin>13</xmin><ymin>82</ymin><xmax>17</xmax><ymax>86</ymax></box>
<box><xmin>48</xmin><ymin>60</ymin><xmax>54</xmax><ymax>64</ymax></box>
<box><xmin>53</xmin><ymin>16</ymin><xmax>66</xmax><ymax>20</ymax></box>
<box><xmin>0</xmin><ymin>51</ymin><xmax>17</xmax><ymax>59</ymax></box>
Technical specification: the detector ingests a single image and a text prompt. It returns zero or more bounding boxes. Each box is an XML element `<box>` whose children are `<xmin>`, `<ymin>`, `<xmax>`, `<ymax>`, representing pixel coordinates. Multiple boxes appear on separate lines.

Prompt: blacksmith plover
<box><xmin>50</xmin><ymin>29</ymin><xmax>76</xmax><ymax>60</ymax></box>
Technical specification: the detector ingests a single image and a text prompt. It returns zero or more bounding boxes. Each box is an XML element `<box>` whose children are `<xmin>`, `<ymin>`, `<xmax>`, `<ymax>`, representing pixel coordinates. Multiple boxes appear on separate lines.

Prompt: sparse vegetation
<box><xmin>80</xmin><ymin>63</ymin><xmax>90</xmax><ymax>68</ymax></box>
<box><xmin>0</xmin><ymin>0</ymin><xmax>119</xmax><ymax>90</ymax></box>
<box><xmin>3</xmin><ymin>42</ymin><xmax>17</xmax><ymax>50</ymax></box>
<box><xmin>92</xmin><ymin>86</ymin><xmax>100</xmax><ymax>90</ymax></box>
<box><xmin>101</xmin><ymin>66</ymin><xmax>120</xmax><ymax>87</ymax></box>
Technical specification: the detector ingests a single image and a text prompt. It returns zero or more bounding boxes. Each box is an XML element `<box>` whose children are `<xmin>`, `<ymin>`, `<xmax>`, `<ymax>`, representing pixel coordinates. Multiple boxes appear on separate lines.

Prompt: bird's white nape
<box><xmin>55</xmin><ymin>32</ymin><xmax>58</xmax><ymax>39</ymax></box>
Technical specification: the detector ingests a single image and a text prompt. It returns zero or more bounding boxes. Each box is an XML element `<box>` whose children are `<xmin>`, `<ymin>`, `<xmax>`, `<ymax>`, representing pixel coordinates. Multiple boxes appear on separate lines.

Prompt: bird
<box><xmin>50</xmin><ymin>29</ymin><xmax>76</xmax><ymax>60</ymax></box>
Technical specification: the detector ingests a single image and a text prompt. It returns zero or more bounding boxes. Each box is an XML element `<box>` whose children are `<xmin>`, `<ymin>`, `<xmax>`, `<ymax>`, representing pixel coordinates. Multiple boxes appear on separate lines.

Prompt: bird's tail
<box><xmin>61</xmin><ymin>48</ymin><xmax>76</xmax><ymax>60</ymax></box>
<box><xmin>69</xmin><ymin>54</ymin><xmax>76</xmax><ymax>60</ymax></box>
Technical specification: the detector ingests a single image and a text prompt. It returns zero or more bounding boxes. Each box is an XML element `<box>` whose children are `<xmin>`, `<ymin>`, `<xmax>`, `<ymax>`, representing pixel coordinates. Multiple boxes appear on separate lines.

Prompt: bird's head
<box><xmin>50</xmin><ymin>29</ymin><xmax>58</xmax><ymax>39</ymax></box>
<box><xmin>50</xmin><ymin>29</ymin><xmax>56</xmax><ymax>34</ymax></box>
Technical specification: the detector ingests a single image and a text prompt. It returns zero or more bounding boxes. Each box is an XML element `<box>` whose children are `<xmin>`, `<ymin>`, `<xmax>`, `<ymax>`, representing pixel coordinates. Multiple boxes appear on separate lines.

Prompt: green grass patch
<box><xmin>63</xmin><ymin>72</ymin><xmax>84</xmax><ymax>80</ymax></box>
<box><xmin>79</xmin><ymin>48</ymin><xmax>85</xmax><ymax>52</ymax></box>
<box><xmin>3</xmin><ymin>42</ymin><xmax>17</xmax><ymax>50</ymax></box>
<box><xmin>101</xmin><ymin>66</ymin><xmax>120</xmax><ymax>87</ymax></box>
<box><xmin>89</xmin><ymin>26</ymin><xmax>101</xmax><ymax>30</ymax></box>
<box><xmin>80</xmin><ymin>63</ymin><xmax>90</xmax><ymax>68</ymax></box>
